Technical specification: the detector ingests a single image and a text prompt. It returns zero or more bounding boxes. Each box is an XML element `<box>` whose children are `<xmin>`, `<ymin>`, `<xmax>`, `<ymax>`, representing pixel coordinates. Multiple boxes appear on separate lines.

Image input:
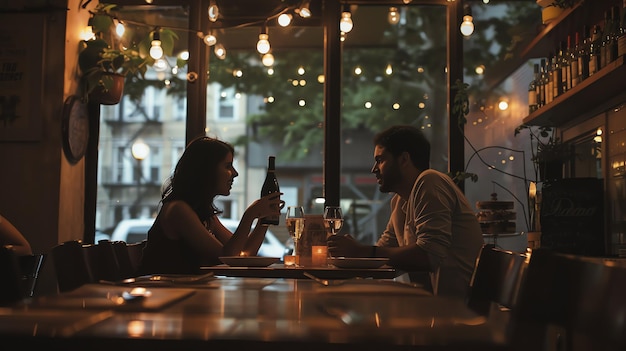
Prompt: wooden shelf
<box><xmin>484</xmin><ymin>1</ymin><xmax>607</xmax><ymax>92</ymax></box>
<box><xmin>522</xmin><ymin>55</ymin><xmax>626</xmax><ymax>126</ymax></box>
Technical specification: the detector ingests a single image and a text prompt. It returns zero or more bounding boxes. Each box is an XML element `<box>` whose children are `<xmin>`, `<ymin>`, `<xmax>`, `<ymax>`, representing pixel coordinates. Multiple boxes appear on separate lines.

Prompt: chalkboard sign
<box><xmin>540</xmin><ymin>178</ymin><xmax>605</xmax><ymax>256</ymax></box>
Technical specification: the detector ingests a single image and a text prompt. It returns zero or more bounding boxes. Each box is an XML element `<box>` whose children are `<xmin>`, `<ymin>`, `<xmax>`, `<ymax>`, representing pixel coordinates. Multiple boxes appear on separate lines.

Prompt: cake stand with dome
<box><xmin>476</xmin><ymin>192</ymin><xmax>520</xmax><ymax>247</ymax></box>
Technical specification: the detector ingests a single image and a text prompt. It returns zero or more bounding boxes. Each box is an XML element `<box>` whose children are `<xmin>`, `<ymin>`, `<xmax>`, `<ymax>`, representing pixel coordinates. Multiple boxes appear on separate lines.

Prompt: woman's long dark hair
<box><xmin>161</xmin><ymin>136</ymin><xmax>234</xmax><ymax>224</ymax></box>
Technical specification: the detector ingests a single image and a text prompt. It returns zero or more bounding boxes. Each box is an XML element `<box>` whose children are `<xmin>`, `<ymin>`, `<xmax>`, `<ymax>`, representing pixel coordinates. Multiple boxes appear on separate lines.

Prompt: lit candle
<box><xmin>311</xmin><ymin>245</ymin><xmax>328</xmax><ymax>266</ymax></box>
<box><xmin>284</xmin><ymin>255</ymin><xmax>296</xmax><ymax>266</ymax></box>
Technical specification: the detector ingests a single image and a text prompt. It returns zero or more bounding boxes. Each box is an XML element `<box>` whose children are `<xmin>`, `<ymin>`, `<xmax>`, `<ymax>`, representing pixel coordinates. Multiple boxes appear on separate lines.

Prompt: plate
<box><xmin>328</xmin><ymin>257</ymin><xmax>390</xmax><ymax>269</ymax></box>
<box><xmin>219</xmin><ymin>256</ymin><xmax>281</xmax><ymax>267</ymax></box>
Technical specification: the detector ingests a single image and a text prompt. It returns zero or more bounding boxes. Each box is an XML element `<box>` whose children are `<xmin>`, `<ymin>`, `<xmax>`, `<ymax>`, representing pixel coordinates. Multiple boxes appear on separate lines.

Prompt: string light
<box><xmin>262</xmin><ymin>53</ymin><xmax>275</xmax><ymax>67</ymax></box>
<box><xmin>460</xmin><ymin>4</ymin><xmax>474</xmax><ymax>37</ymax></box>
<box><xmin>277</xmin><ymin>13</ymin><xmax>293</xmax><ymax>27</ymax></box>
<box><xmin>208</xmin><ymin>0</ymin><xmax>219</xmax><ymax>22</ymax></box>
<box><xmin>115</xmin><ymin>20</ymin><xmax>125</xmax><ymax>37</ymax></box>
<box><xmin>340</xmin><ymin>5</ymin><xmax>353</xmax><ymax>33</ymax></box>
<box><xmin>296</xmin><ymin>1</ymin><xmax>311</xmax><ymax>18</ymax></box>
<box><xmin>257</xmin><ymin>27</ymin><xmax>271</xmax><ymax>54</ymax></box>
<box><xmin>388</xmin><ymin>7</ymin><xmax>400</xmax><ymax>25</ymax></box>
<box><xmin>149</xmin><ymin>29</ymin><xmax>164</xmax><ymax>59</ymax></box>
<box><xmin>203</xmin><ymin>32</ymin><xmax>217</xmax><ymax>46</ymax></box>
<box><xmin>214</xmin><ymin>43</ymin><xmax>226</xmax><ymax>59</ymax></box>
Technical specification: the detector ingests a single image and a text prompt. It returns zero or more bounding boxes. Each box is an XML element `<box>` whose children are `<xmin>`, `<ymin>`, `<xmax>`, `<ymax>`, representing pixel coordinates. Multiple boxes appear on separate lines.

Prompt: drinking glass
<box><xmin>285</xmin><ymin>206</ymin><xmax>305</xmax><ymax>265</ymax></box>
<box><xmin>323</xmin><ymin>206</ymin><xmax>344</xmax><ymax>237</ymax></box>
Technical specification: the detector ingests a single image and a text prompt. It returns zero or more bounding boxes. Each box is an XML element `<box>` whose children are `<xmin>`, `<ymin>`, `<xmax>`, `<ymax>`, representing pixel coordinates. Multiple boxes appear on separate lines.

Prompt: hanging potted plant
<box><xmin>78</xmin><ymin>3</ymin><xmax>178</xmax><ymax>105</ymax></box>
<box><xmin>536</xmin><ymin>0</ymin><xmax>581</xmax><ymax>25</ymax></box>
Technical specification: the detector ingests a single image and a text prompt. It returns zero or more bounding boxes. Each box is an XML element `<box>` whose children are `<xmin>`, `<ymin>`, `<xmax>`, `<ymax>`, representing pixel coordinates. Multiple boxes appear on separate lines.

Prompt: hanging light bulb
<box><xmin>277</xmin><ymin>13</ymin><xmax>293</xmax><ymax>27</ymax></box>
<box><xmin>257</xmin><ymin>28</ymin><xmax>271</xmax><ymax>54</ymax></box>
<box><xmin>214</xmin><ymin>43</ymin><xmax>226</xmax><ymax>60</ymax></box>
<box><xmin>388</xmin><ymin>7</ymin><xmax>400</xmax><ymax>25</ymax></box>
<box><xmin>296</xmin><ymin>1</ymin><xmax>311</xmax><ymax>18</ymax></box>
<box><xmin>150</xmin><ymin>30</ymin><xmax>164</xmax><ymax>59</ymax></box>
<box><xmin>208</xmin><ymin>0</ymin><xmax>219</xmax><ymax>22</ymax></box>
<box><xmin>204</xmin><ymin>32</ymin><xmax>217</xmax><ymax>46</ymax></box>
<box><xmin>460</xmin><ymin>4</ymin><xmax>474</xmax><ymax>37</ymax></box>
<box><xmin>115</xmin><ymin>20</ymin><xmax>125</xmax><ymax>37</ymax></box>
<box><xmin>340</xmin><ymin>5</ymin><xmax>353</xmax><ymax>33</ymax></box>
<box><xmin>262</xmin><ymin>53</ymin><xmax>275</xmax><ymax>67</ymax></box>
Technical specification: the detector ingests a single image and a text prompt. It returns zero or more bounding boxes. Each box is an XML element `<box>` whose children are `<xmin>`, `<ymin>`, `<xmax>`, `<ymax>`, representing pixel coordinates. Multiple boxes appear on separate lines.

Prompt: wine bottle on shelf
<box><xmin>607</xmin><ymin>6</ymin><xmax>620</xmax><ymax>65</ymax></box>
<box><xmin>601</xmin><ymin>10</ymin><xmax>611</xmax><ymax>69</ymax></box>
<box><xmin>259</xmin><ymin>155</ymin><xmax>280</xmax><ymax>226</ymax></box>
<box><xmin>589</xmin><ymin>24</ymin><xmax>602</xmax><ymax>76</ymax></box>
<box><xmin>537</xmin><ymin>58</ymin><xmax>546</xmax><ymax>108</ymax></box>
<box><xmin>550</xmin><ymin>49</ymin><xmax>562</xmax><ymax>98</ymax></box>
<box><xmin>546</xmin><ymin>53</ymin><xmax>555</xmax><ymax>104</ymax></box>
<box><xmin>570</xmin><ymin>32</ymin><xmax>580</xmax><ymax>88</ymax></box>
<box><xmin>528</xmin><ymin>63</ymin><xmax>539</xmax><ymax>114</ymax></box>
<box><xmin>619</xmin><ymin>0</ymin><xmax>626</xmax><ymax>58</ymax></box>
<box><xmin>559</xmin><ymin>40</ymin><xmax>571</xmax><ymax>93</ymax></box>
<box><xmin>539</xmin><ymin>57</ymin><xmax>550</xmax><ymax>107</ymax></box>
<box><xmin>578</xmin><ymin>25</ymin><xmax>591</xmax><ymax>82</ymax></box>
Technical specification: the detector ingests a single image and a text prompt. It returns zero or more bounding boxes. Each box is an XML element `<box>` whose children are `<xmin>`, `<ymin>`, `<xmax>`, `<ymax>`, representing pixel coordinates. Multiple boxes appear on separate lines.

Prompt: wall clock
<box><xmin>61</xmin><ymin>95</ymin><xmax>89</xmax><ymax>164</ymax></box>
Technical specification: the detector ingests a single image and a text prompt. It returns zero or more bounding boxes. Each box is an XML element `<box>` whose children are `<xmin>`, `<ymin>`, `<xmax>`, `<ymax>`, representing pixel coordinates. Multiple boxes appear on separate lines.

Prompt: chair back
<box><xmin>17</xmin><ymin>253</ymin><xmax>45</xmax><ymax>297</ymax></box>
<box><xmin>0</xmin><ymin>245</ymin><xmax>22</xmax><ymax>305</ymax></box>
<box><xmin>125</xmin><ymin>239</ymin><xmax>146</xmax><ymax>277</ymax></box>
<box><xmin>51</xmin><ymin>240</ymin><xmax>92</xmax><ymax>292</ymax></box>
<box><xmin>466</xmin><ymin>244</ymin><xmax>530</xmax><ymax>316</ymax></box>
<box><xmin>509</xmin><ymin>248</ymin><xmax>626</xmax><ymax>351</ymax></box>
<box><xmin>52</xmin><ymin>239</ymin><xmax>142</xmax><ymax>292</ymax></box>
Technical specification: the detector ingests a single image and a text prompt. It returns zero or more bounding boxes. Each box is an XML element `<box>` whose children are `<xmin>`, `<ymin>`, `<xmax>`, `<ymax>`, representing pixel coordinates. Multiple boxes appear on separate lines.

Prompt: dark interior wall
<box><xmin>0</xmin><ymin>1</ymin><xmax>87</xmax><ymax>278</ymax></box>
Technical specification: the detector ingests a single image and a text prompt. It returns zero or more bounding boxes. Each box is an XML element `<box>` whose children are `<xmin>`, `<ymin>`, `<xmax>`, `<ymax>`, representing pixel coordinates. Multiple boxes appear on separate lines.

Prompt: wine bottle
<box><xmin>619</xmin><ymin>0</ymin><xmax>626</xmax><ymax>58</ymax></box>
<box><xmin>578</xmin><ymin>25</ymin><xmax>591</xmax><ymax>82</ymax></box>
<box><xmin>260</xmin><ymin>156</ymin><xmax>280</xmax><ymax>225</ymax></box>
<box><xmin>528</xmin><ymin>63</ymin><xmax>539</xmax><ymax>114</ymax></box>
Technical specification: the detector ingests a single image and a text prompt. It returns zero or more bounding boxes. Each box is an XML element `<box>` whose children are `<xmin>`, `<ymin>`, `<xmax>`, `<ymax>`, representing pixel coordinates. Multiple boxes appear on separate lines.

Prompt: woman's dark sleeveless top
<box><xmin>137</xmin><ymin>215</ymin><xmax>202</xmax><ymax>275</ymax></box>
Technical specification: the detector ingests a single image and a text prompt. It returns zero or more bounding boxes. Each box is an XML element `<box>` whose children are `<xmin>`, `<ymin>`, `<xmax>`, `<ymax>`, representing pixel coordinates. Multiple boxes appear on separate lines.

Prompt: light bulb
<box><xmin>340</xmin><ymin>12</ymin><xmax>353</xmax><ymax>33</ymax></box>
<box><xmin>498</xmin><ymin>99</ymin><xmax>509</xmax><ymax>111</ymax></box>
<box><xmin>214</xmin><ymin>43</ymin><xmax>226</xmax><ymax>59</ymax></box>
<box><xmin>262</xmin><ymin>53</ymin><xmax>275</xmax><ymax>67</ymax></box>
<box><xmin>460</xmin><ymin>15</ymin><xmax>474</xmax><ymax>36</ymax></box>
<box><xmin>388</xmin><ymin>7</ymin><xmax>400</xmax><ymax>25</ymax></box>
<box><xmin>278</xmin><ymin>13</ymin><xmax>292</xmax><ymax>27</ymax></box>
<box><xmin>208</xmin><ymin>2</ymin><xmax>219</xmax><ymax>22</ymax></box>
<box><xmin>203</xmin><ymin>33</ymin><xmax>217</xmax><ymax>46</ymax></box>
<box><xmin>115</xmin><ymin>22</ymin><xmax>125</xmax><ymax>37</ymax></box>
<box><xmin>150</xmin><ymin>40</ymin><xmax>163</xmax><ymax>59</ymax></box>
<box><xmin>131</xmin><ymin>140</ymin><xmax>150</xmax><ymax>161</ymax></box>
<box><xmin>257</xmin><ymin>33</ymin><xmax>270</xmax><ymax>54</ymax></box>
<box><xmin>296</xmin><ymin>2</ymin><xmax>311</xmax><ymax>18</ymax></box>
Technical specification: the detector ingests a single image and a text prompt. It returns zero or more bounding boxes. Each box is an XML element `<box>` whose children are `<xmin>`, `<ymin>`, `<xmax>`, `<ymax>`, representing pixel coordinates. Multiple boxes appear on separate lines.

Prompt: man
<box><xmin>327</xmin><ymin>125</ymin><xmax>483</xmax><ymax>298</ymax></box>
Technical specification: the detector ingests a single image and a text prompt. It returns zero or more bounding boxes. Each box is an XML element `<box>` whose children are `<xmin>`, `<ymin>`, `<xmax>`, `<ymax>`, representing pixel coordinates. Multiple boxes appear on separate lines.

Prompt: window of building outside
<box><xmin>94</xmin><ymin>1</ymin><xmax>540</xmax><ymax>252</ymax></box>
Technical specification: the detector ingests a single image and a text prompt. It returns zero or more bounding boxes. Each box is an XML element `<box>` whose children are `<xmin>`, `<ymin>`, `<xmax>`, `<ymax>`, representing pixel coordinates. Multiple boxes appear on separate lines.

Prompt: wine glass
<box><xmin>285</xmin><ymin>206</ymin><xmax>305</xmax><ymax>265</ymax></box>
<box><xmin>323</xmin><ymin>206</ymin><xmax>344</xmax><ymax>238</ymax></box>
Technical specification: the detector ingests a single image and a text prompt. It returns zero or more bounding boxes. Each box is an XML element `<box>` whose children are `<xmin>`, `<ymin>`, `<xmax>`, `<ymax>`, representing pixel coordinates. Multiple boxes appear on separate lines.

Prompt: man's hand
<box><xmin>327</xmin><ymin>234</ymin><xmax>365</xmax><ymax>257</ymax></box>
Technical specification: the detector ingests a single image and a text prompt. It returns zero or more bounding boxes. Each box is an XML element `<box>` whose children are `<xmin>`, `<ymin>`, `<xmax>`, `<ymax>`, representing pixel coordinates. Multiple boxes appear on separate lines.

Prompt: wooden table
<box><xmin>201</xmin><ymin>263</ymin><xmax>400</xmax><ymax>279</ymax></box>
<box><xmin>0</xmin><ymin>276</ymin><xmax>510</xmax><ymax>350</ymax></box>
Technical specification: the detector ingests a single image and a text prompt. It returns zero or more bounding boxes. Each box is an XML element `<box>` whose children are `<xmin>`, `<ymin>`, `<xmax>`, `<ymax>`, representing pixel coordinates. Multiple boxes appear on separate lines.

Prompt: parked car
<box><xmin>110</xmin><ymin>218</ymin><xmax>285</xmax><ymax>258</ymax></box>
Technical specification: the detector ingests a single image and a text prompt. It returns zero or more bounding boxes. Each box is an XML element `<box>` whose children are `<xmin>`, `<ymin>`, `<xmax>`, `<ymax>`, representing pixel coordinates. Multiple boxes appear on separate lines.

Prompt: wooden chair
<box><xmin>17</xmin><ymin>253</ymin><xmax>45</xmax><ymax>297</ymax></box>
<box><xmin>51</xmin><ymin>240</ymin><xmax>92</xmax><ymax>292</ymax></box>
<box><xmin>508</xmin><ymin>248</ymin><xmax>626</xmax><ymax>351</ymax></box>
<box><xmin>125</xmin><ymin>239</ymin><xmax>147</xmax><ymax>277</ymax></box>
<box><xmin>466</xmin><ymin>244</ymin><xmax>530</xmax><ymax>316</ymax></box>
<box><xmin>0</xmin><ymin>245</ymin><xmax>22</xmax><ymax>305</ymax></box>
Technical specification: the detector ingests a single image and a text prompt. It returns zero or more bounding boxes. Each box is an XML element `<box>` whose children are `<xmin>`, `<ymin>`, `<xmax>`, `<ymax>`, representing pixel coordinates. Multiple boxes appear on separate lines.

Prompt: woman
<box><xmin>138</xmin><ymin>136</ymin><xmax>283</xmax><ymax>275</ymax></box>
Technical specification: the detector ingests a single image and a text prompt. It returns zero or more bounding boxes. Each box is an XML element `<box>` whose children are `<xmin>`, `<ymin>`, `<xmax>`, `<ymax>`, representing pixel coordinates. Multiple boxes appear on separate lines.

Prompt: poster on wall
<box><xmin>0</xmin><ymin>13</ymin><xmax>45</xmax><ymax>141</ymax></box>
